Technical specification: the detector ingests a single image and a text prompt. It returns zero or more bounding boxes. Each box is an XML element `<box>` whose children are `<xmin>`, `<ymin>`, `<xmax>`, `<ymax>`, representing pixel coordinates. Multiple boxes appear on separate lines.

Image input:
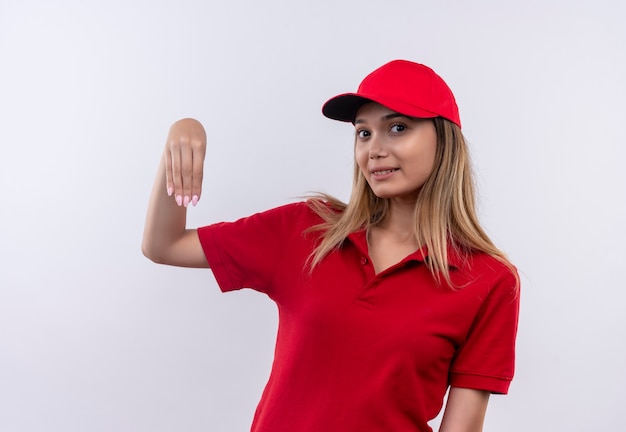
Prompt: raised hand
<box><xmin>164</xmin><ymin>118</ymin><xmax>207</xmax><ymax>207</ymax></box>
<box><xmin>142</xmin><ymin>118</ymin><xmax>209</xmax><ymax>267</ymax></box>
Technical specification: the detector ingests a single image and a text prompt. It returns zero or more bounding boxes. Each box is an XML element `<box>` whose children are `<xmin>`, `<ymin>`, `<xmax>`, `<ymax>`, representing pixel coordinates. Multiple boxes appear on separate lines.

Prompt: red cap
<box><xmin>322</xmin><ymin>60</ymin><xmax>461</xmax><ymax>128</ymax></box>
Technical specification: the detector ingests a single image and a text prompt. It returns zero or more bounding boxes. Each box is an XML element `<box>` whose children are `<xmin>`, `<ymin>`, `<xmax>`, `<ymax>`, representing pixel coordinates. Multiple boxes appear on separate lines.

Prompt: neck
<box><xmin>377</xmin><ymin>199</ymin><xmax>417</xmax><ymax>243</ymax></box>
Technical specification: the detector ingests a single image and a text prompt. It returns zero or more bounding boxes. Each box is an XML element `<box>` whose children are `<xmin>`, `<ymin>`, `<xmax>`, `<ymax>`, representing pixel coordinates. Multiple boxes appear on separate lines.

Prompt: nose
<box><xmin>368</xmin><ymin>135</ymin><xmax>387</xmax><ymax>159</ymax></box>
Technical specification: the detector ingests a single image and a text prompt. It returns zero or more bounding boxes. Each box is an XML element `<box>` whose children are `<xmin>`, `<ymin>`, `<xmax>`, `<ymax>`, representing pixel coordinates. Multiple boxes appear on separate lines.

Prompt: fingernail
<box><xmin>183</xmin><ymin>195</ymin><xmax>190</xmax><ymax>207</ymax></box>
<box><xmin>167</xmin><ymin>186</ymin><xmax>173</xmax><ymax>196</ymax></box>
<box><xmin>175</xmin><ymin>195</ymin><xmax>182</xmax><ymax>206</ymax></box>
<box><xmin>192</xmin><ymin>195</ymin><xmax>199</xmax><ymax>206</ymax></box>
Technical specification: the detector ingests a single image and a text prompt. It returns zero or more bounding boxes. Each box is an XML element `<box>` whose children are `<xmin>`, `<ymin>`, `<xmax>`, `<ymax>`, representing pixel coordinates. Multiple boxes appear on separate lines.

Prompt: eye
<box><xmin>356</xmin><ymin>129</ymin><xmax>371</xmax><ymax>139</ymax></box>
<box><xmin>390</xmin><ymin>123</ymin><xmax>406</xmax><ymax>133</ymax></box>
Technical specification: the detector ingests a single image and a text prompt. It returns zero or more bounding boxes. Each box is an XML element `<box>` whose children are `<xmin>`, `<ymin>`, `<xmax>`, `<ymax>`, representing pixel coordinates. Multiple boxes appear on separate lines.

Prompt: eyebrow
<box><xmin>354</xmin><ymin>113</ymin><xmax>409</xmax><ymax>125</ymax></box>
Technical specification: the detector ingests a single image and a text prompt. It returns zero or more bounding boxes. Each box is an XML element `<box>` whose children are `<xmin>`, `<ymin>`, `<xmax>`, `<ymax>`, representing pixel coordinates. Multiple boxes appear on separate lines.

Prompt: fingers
<box><xmin>171</xmin><ymin>138</ymin><xmax>194</xmax><ymax>207</ymax></box>
<box><xmin>164</xmin><ymin>119</ymin><xmax>207</xmax><ymax>207</ymax></box>
<box><xmin>164</xmin><ymin>149</ymin><xmax>174</xmax><ymax>197</ymax></box>
<box><xmin>180</xmin><ymin>139</ymin><xmax>194</xmax><ymax>207</ymax></box>
<box><xmin>191</xmin><ymin>139</ymin><xmax>206</xmax><ymax>205</ymax></box>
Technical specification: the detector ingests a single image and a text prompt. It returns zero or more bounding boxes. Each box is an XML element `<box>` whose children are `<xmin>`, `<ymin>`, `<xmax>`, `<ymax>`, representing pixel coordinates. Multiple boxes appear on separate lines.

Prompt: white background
<box><xmin>1</xmin><ymin>0</ymin><xmax>625</xmax><ymax>431</ymax></box>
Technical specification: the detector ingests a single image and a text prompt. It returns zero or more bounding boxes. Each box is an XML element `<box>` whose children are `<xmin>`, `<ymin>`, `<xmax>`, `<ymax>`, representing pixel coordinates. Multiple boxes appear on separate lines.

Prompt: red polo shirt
<box><xmin>197</xmin><ymin>201</ymin><xmax>519</xmax><ymax>432</ymax></box>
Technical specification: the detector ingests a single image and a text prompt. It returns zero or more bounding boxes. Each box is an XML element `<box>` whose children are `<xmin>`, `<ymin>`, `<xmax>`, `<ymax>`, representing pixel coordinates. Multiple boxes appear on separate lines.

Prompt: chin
<box><xmin>372</xmin><ymin>191</ymin><xmax>394</xmax><ymax>199</ymax></box>
<box><xmin>369</xmin><ymin>187</ymin><xmax>422</xmax><ymax>202</ymax></box>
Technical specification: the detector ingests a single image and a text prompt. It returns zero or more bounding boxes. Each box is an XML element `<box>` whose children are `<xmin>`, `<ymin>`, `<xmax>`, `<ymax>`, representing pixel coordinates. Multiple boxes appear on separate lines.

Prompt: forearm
<box><xmin>142</xmin><ymin>156</ymin><xmax>189</xmax><ymax>263</ymax></box>
<box><xmin>438</xmin><ymin>387</ymin><xmax>490</xmax><ymax>432</ymax></box>
<box><xmin>142</xmin><ymin>118</ymin><xmax>208</xmax><ymax>267</ymax></box>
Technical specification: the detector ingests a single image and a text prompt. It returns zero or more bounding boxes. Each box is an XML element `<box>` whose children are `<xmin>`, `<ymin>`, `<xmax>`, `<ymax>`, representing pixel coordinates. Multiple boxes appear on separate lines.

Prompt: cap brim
<box><xmin>322</xmin><ymin>93</ymin><xmax>373</xmax><ymax>122</ymax></box>
<box><xmin>322</xmin><ymin>93</ymin><xmax>440</xmax><ymax>123</ymax></box>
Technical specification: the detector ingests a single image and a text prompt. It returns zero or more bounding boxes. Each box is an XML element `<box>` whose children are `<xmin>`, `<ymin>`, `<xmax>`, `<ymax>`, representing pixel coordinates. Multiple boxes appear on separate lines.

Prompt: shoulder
<box><xmin>232</xmin><ymin>200</ymin><xmax>326</xmax><ymax>235</ymax></box>
<box><xmin>231</xmin><ymin>201</ymin><xmax>318</xmax><ymax>222</ymax></box>
<box><xmin>304</xmin><ymin>194</ymin><xmax>347</xmax><ymax>216</ymax></box>
<box><xmin>276</xmin><ymin>200</ymin><xmax>326</xmax><ymax>224</ymax></box>
<box><xmin>450</xmin><ymin>248</ymin><xmax>519</xmax><ymax>293</ymax></box>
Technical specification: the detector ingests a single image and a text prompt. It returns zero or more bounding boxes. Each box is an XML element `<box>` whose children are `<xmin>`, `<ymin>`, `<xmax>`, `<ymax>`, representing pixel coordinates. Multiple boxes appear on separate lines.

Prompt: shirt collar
<box><xmin>346</xmin><ymin>229</ymin><xmax>465</xmax><ymax>270</ymax></box>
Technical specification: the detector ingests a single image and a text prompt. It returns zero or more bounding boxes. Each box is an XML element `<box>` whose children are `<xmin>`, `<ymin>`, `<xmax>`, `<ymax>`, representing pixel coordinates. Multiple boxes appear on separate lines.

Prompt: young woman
<box><xmin>142</xmin><ymin>60</ymin><xmax>520</xmax><ymax>432</ymax></box>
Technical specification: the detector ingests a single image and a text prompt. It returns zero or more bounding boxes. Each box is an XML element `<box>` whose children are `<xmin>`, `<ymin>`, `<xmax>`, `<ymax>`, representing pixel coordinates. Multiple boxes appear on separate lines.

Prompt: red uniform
<box><xmin>197</xmin><ymin>201</ymin><xmax>519</xmax><ymax>432</ymax></box>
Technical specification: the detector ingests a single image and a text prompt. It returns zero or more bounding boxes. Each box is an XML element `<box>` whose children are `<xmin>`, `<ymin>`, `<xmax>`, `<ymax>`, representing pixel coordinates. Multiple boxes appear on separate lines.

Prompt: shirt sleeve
<box><xmin>196</xmin><ymin>202</ymin><xmax>309</xmax><ymax>296</ymax></box>
<box><xmin>449</xmin><ymin>268</ymin><xmax>520</xmax><ymax>394</ymax></box>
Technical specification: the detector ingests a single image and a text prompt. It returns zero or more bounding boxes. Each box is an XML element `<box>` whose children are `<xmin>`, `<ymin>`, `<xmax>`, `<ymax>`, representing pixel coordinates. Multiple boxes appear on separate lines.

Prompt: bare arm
<box><xmin>142</xmin><ymin>118</ymin><xmax>209</xmax><ymax>268</ymax></box>
<box><xmin>438</xmin><ymin>387</ymin><xmax>490</xmax><ymax>432</ymax></box>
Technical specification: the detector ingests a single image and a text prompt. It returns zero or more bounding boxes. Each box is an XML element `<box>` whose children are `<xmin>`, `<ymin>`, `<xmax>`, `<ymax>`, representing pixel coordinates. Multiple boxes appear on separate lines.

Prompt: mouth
<box><xmin>371</xmin><ymin>168</ymin><xmax>399</xmax><ymax>176</ymax></box>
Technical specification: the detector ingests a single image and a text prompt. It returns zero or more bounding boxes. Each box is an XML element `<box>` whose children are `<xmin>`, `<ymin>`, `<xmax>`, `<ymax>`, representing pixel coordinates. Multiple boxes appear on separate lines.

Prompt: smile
<box><xmin>372</xmin><ymin>168</ymin><xmax>398</xmax><ymax>175</ymax></box>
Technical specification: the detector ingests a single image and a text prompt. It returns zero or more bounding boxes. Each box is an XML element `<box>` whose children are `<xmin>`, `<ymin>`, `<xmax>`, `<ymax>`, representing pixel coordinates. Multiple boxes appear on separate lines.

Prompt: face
<box><xmin>354</xmin><ymin>102</ymin><xmax>438</xmax><ymax>203</ymax></box>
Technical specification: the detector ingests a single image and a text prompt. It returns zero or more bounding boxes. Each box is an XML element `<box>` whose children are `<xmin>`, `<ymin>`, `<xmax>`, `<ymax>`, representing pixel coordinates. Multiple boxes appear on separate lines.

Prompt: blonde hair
<box><xmin>307</xmin><ymin>117</ymin><xmax>516</xmax><ymax>288</ymax></box>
